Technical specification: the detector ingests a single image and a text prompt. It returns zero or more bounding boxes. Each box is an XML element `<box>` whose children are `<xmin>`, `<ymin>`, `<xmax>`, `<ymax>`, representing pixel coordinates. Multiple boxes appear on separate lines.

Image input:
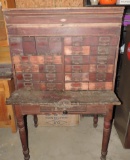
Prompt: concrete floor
<box><xmin>0</xmin><ymin>116</ymin><xmax>130</xmax><ymax>160</ymax></box>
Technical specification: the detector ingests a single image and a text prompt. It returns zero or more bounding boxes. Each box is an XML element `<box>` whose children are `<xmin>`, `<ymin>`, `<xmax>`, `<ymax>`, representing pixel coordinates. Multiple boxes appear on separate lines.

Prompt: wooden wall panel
<box><xmin>0</xmin><ymin>6</ymin><xmax>7</xmax><ymax>41</ymax></box>
<box><xmin>0</xmin><ymin>85</ymin><xmax>8</xmax><ymax>121</ymax></box>
<box><xmin>15</xmin><ymin>0</ymin><xmax>83</xmax><ymax>8</ymax></box>
<box><xmin>0</xmin><ymin>0</ymin><xmax>16</xmax><ymax>8</ymax></box>
<box><xmin>0</xmin><ymin>0</ymin><xmax>16</xmax><ymax>46</ymax></box>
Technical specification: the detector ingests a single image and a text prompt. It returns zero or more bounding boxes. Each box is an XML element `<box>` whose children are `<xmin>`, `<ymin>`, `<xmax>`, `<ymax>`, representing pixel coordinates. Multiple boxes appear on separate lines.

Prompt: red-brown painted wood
<box><xmin>3</xmin><ymin>7</ymin><xmax>124</xmax><ymax>160</ymax></box>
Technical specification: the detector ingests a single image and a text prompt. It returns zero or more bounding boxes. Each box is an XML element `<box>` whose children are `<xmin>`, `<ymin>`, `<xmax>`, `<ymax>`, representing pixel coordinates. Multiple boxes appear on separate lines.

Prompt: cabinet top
<box><xmin>3</xmin><ymin>6</ymin><xmax>124</xmax><ymax>14</ymax></box>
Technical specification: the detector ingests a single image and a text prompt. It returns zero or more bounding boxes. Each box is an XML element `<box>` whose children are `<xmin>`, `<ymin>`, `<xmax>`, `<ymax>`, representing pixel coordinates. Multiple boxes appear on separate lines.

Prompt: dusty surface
<box><xmin>7</xmin><ymin>89</ymin><xmax>120</xmax><ymax>105</ymax></box>
<box><xmin>0</xmin><ymin>116</ymin><xmax>130</xmax><ymax>160</ymax></box>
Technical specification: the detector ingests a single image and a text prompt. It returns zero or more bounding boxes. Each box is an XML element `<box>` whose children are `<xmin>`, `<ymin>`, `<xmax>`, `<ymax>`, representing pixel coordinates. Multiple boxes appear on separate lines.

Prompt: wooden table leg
<box><xmin>33</xmin><ymin>115</ymin><xmax>38</xmax><ymax>127</ymax></box>
<box><xmin>93</xmin><ymin>114</ymin><xmax>98</xmax><ymax>128</ymax></box>
<box><xmin>101</xmin><ymin>105</ymin><xmax>113</xmax><ymax>160</ymax></box>
<box><xmin>15</xmin><ymin>105</ymin><xmax>30</xmax><ymax>160</ymax></box>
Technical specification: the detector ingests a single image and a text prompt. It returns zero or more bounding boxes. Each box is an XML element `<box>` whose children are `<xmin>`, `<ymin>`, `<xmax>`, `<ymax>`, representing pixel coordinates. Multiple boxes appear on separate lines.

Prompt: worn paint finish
<box><xmin>3</xmin><ymin>7</ymin><xmax>124</xmax><ymax>160</ymax></box>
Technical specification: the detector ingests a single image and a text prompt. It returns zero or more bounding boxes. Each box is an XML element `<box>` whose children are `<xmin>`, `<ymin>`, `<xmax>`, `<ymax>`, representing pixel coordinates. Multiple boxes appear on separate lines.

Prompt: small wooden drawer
<box><xmin>15</xmin><ymin>64</ymin><xmax>39</xmax><ymax>72</ymax></box>
<box><xmin>89</xmin><ymin>73</ymin><xmax>113</xmax><ymax>82</ymax></box>
<box><xmin>89</xmin><ymin>82</ymin><xmax>113</xmax><ymax>90</ymax></box>
<box><xmin>16</xmin><ymin>81</ymin><xmax>64</xmax><ymax>91</ymax></box>
<box><xmin>44</xmin><ymin>55</ymin><xmax>62</xmax><ymax>64</ymax></box>
<box><xmin>65</xmin><ymin>55</ymin><xmax>89</xmax><ymax>64</ymax></box>
<box><xmin>65</xmin><ymin>73</ymin><xmax>89</xmax><ymax>82</ymax></box>
<box><xmin>22</xmin><ymin>36</ymin><xmax>37</xmax><ymax>55</ymax></box>
<box><xmin>64</xmin><ymin>46</ymin><xmax>90</xmax><ymax>55</ymax></box>
<box><xmin>65</xmin><ymin>82</ymin><xmax>88</xmax><ymax>90</ymax></box>
<box><xmin>44</xmin><ymin>83</ymin><xmax>64</xmax><ymax>91</ymax></box>
<box><xmin>64</xmin><ymin>37</ymin><xmax>83</xmax><ymax>46</ymax></box>
<box><xmin>45</xmin><ymin>73</ymin><xmax>63</xmax><ymax>82</ymax></box>
<box><xmin>65</xmin><ymin>65</ymin><xmax>89</xmax><ymax>73</ymax></box>
<box><xmin>89</xmin><ymin>64</ymin><xmax>114</xmax><ymax>73</ymax></box>
<box><xmin>9</xmin><ymin>37</ymin><xmax>23</xmax><ymax>55</ymax></box>
<box><xmin>40</xmin><ymin>105</ymin><xmax>87</xmax><ymax>113</ymax></box>
<box><xmin>36</xmin><ymin>37</ymin><xmax>62</xmax><ymax>55</ymax></box>
<box><xmin>16</xmin><ymin>73</ymin><xmax>63</xmax><ymax>82</ymax></box>
<box><xmin>29</xmin><ymin>56</ymin><xmax>44</xmax><ymax>64</ymax></box>
<box><xmin>39</xmin><ymin>64</ymin><xmax>63</xmax><ymax>73</ymax></box>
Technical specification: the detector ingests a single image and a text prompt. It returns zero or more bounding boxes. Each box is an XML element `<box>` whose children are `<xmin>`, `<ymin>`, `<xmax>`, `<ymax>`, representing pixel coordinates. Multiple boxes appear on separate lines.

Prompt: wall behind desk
<box><xmin>15</xmin><ymin>0</ymin><xmax>83</xmax><ymax>8</ymax></box>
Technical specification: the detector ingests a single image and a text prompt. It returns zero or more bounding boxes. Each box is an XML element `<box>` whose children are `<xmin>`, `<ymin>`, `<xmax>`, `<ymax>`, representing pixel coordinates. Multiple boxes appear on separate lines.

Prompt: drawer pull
<box><xmin>63</xmin><ymin>110</ymin><xmax>68</xmax><ymax>114</ymax></box>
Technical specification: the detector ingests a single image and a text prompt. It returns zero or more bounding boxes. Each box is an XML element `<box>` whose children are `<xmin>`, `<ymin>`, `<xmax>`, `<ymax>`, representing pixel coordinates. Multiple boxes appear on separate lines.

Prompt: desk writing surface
<box><xmin>7</xmin><ymin>89</ymin><xmax>120</xmax><ymax>105</ymax></box>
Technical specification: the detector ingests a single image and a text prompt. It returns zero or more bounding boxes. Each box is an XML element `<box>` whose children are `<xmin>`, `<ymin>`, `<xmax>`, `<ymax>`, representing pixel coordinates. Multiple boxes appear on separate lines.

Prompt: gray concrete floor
<box><xmin>0</xmin><ymin>116</ymin><xmax>130</xmax><ymax>160</ymax></box>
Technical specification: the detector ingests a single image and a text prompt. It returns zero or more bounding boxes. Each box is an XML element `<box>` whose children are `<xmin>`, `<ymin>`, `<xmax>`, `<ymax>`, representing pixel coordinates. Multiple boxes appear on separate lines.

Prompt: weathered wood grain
<box><xmin>3</xmin><ymin>7</ymin><xmax>124</xmax><ymax>160</ymax></box>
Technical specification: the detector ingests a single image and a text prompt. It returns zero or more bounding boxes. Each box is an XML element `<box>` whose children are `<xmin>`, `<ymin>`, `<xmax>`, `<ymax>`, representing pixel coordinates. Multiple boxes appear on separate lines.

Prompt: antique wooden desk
<box><xmin>3</xmin><ymin>7</ymin><xmax>124</xmax><ymax>160</ymax></box>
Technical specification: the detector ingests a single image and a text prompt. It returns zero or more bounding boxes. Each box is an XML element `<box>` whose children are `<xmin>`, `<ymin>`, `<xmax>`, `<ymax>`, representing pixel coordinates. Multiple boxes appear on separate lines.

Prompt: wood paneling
<box><xmin>15</xmin><ymin>0</ymin><xmax>83</xmax><ymax>8</ymax></box>
<box><xmin>0</xmin><ymin>78</ymin><xmax>16</xmax><ymax>133</ymax></box>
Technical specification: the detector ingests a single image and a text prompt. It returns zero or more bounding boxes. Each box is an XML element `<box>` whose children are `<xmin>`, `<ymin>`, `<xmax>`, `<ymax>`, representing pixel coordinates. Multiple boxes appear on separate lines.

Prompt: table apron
<box><xmin>14</xmin><ymin>104</ymin><xmax>112</xmax><ymax>115</ymax></box>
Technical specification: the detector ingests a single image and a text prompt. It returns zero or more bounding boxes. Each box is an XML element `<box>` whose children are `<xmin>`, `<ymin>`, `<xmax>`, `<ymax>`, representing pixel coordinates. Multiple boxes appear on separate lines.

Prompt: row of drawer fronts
<box><xmin>10</xmin><ymin>45</ymin><xmax>116</xmax><ymax>56</ymax></box>
<box><xmin>9</xmin><ymin>36</ymin><xmax>118</xmax><ymax>55</ymax></box>
<box><xmin>65</xmin><ymin>73</ymin><xmax>113</xmax><ymax>82</ymax></box>
<box><xmin>14</xmin><ymin>64</ymin><xmax>114</xmax><ymax>73</ymax></box>
<box><xmin>16</xmin><ymin>82</ymin><xmax>113</xmax><ymax>90</ymax></box>
<box><xmin>9</xmin><ymin>36</ymin><xmax>118</xmax><ymax>47</ymax></box>
<box><xmin>65</xmin><ymin>55</ymin><xmax>115</xmax><ymax>64</ymax></box>
<box><xmin>16</xmin><ymin>73</ymin><xmax>63</xmax><ymax>82</ymax></box>
<box><xmin>12</xmin><ymin>55</ymin><xmax>115</xmax><ymax>65</ymax></box>
<box><xmin>15</xmin><ymin>73</ymin><xmax>113</xmax><ymax>82</ymax></box>
<box><xmin>12</xmin><ymin>55</ymin><xmax>62</xmax><ymax>64</ymax></box>
<box><xmin>64</xmin><ymin>45</ymin><xmax>116</xmax><ymax>56</ymax></box>
<box><xmin>65</xmin><ymin>64</ymin><xmax>114</xmax><ymax>73</ymax></box>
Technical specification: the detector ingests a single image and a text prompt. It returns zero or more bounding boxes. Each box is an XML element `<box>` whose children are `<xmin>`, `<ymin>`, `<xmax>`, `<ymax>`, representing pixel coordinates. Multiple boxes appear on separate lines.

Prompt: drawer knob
<box><xmin>63</xmin><ymin>110</ymin><xmax>68</xmax><ymax>114</ymax></box>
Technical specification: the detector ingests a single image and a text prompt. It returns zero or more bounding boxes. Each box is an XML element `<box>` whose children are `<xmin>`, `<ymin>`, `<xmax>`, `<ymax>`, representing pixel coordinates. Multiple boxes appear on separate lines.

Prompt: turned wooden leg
<box><xmin>15</xmin><ymin>105</ymin><xmax>30</xmax><ymax>160</ymax></box>
<box><xmin>93</xmin><ymin>114</ymin><xmax>98</xmax><ymax>128</ymax></box>
<box><xmin>101</xmin><ymin>105</ymin><xmax>113</xmax><ymax>160</ymax></box>
<box><xmin>33</xmin><ymin>115</ymin><xmax>38</xmax><ymax>127</ymax></box>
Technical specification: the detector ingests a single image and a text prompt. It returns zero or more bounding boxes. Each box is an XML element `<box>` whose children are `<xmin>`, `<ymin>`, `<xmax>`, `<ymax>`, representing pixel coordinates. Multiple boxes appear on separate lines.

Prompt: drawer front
<box><xmin>39</xmin><ymin>64</ymin><xmax>63</xmax><ymax>73</ymax></box>
<box><xmin>65</xmin><ymin>73</ymin><xmax>89</xmax><ymax>82</ymax></box>
<box><xmin>65</xmin><ymin>65</ymin><xmax>89</xmax><ymax>73</ymax></box>
<box><xmin>99</xmin><ymin>37</ymin><xmax>110</xmax><ymax>45</ymax></box>
<box><xmin>45</xmin><ymin>73</ymin><xmax>63</xmax><ymax>82</ymax></box>
<box><xmin>43</xmin><ymin>83</ymin><xmax>64</xmax><ymax>91</ymax></box>
<box><xmin>64</xmin><ymin>37</ymin><xmax>83</xmax><ymax>46</ymax></box>
<box><xmin>89</xmin><ymin>64</ymin><xmax>114</xmax><ymax>73</ymax></box>
<box><xmin>13</xmin><ymin>55</ymin><xmax>62</xmax><ymax>65</ymax></box>
<box><xmin>64</xmin><ymin>46</ymin><xmax>90</xmax><ymax>55</ymax></box>
<box><xmin>16</xmin><ymin>73</ymin><xmax>63</xmax><ymax>82</ymax></box>
<box><xmin>29</xmin><ymin>56</ymin><xmax>44</xmax><ymax>64</ymax></box>
<box><xmin>65</xmin><ymin>56</ymin><xmax>89</xmax><ymax>65</ymax></box>
<box><xmin>89</xmin><ymin>55</ymin><xmax>115</xmax><ymax>64</ymax></box>
<box><xmin>15</xmin><ymin>64</ymin><xmax>39</xmax><ymax>72</ymax></box>
<box><xmin>83</xmin><ymin>36</ymin><xmax>111</xmax><ymax>46</ymax></box>
<box><xmin>36</xmin><ymin>37</ymin><xmax>62</xmax><ymax>55</ymax></box>
<box><xmin>39</xmin><ymin>104</ymin><xmax>106</xmax><ymax>114</ymax></box>
<box><xmin>23</xmin><ymin>36</ymin><xmax>37</xmax><ymax>55</ymax></box>
<box><xmin>16</xmin><ymin>81</ymin><xmax>64</xmax><ymax>90</ymax></box>
<box><xmin>40</xmin><ymin>105</ymin><xmax>87</xmax><ymax>113</ymax></box>
<box><xmin>9</xmin><ymin>37</ymin><xmax>23</xmax><ymax>55</ymax></box>
<box><xmin>44</xmin><ymin>56</ymin><xmax>62</xmax><ymax>64</ymax></box>
<box><xmin>90</xmin><ymin>46</ymin><xmax>113</xmax><ymax>56</ymax></box>
<box><xmin>89</xmin><ymin>73</ymin><xmax>113</xmax><ymax>82</ymax></box>
<box><xmin>89</xmin><ymin>82</ymin><xmax>113</xmax><ymax>90</ymax></box>
<box><xmin>65</xmin><ymin>82</ymin><xmax>88</xmax><ymax>90</ymax></box>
